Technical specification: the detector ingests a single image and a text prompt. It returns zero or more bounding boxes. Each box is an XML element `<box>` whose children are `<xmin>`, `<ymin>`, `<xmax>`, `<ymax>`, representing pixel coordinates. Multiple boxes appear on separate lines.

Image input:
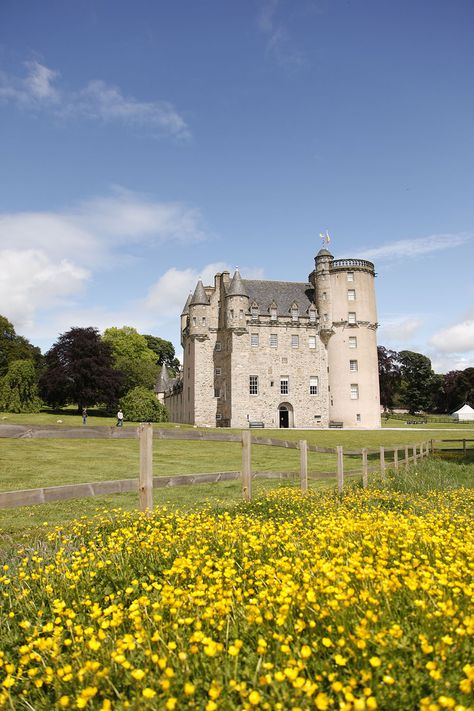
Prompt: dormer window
<box><xmin>251</xmin><ymin>303</ymin><xmax>259</xmax><ymax>320</ymax></box>
<box><xmin>269</xmin><ymin>302</ymin><xmax>278</xmax><ymax>321</ymax></box>
<box><xmin>308</xmin><ymin>307</ymin><xmax>317</xmax><ymax>323</ymax></box>
<box><xmin>291</xmin><ymin>304</ymin><xmax>299</xmax><ymax>321</ymax></box>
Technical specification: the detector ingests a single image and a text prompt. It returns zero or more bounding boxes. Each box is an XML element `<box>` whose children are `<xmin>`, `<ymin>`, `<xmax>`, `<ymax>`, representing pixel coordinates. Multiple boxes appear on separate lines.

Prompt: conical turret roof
<box><xmin>155</xmin><ymin>365</ymin><xmax>172</xmax><ymax>394</ymax></box>
<box><xmin>226</xmin><ymin>269</ymin><xmax>248</xmax><ymax>297</ymax></box>
<box><xmin>181</xmin><ymin>292</ymin><xmax>192</xmax><ymax>315</ymax></box>
<box><xmin>190</xmin><ymin>280</ymin><xmax>210</xmax><ymax>305</ymax></box>
<box><xmin>316</xmin><ymin>247</ymin><xmax>333</xmax><ymax>258</ymax></box>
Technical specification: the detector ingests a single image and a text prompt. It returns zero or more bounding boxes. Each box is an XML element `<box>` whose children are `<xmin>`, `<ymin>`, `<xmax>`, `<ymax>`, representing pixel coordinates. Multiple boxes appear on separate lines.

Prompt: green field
<box><xmin>1</xmin><ymin>410</ymin><xmax>474</xmax><ymax>541</ymax></box>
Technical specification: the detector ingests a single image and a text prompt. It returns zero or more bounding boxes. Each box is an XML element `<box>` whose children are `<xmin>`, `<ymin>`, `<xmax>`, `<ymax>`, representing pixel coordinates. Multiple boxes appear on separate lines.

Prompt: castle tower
<box><xmin>225</xmin><ymin>269</ymin><xmax>249</xmax><ymax>330</ymax></box>
<box><xmin>317</xmin><ymin>253</ymin><xmax>380</xmax><ymax>428</ymax></box>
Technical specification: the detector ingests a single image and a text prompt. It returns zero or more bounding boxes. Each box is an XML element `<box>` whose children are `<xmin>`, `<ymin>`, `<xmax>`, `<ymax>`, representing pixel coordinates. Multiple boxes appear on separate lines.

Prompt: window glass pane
<box><xmin>347</xmin><ymin>272</ymin><xmax>354</xmax><ymax>282</ymax></box>
<box><xmin>350</xmin><ymin>384</ymin><xmax>359</xmax><ymax>400</ymax></box>
<box><xmin>348</xmin><ymin>290</ymin><xmax>356</xmax><ymax>301</ymax></box>
<box><xmin>291</xmin><ymin>335</ymin><xmax>299</xmax><ymax>348</ymax></box>
<box><xmin>349</xmin><ymin>360</ymin><xmax>358</xmax><ymax>371</ymax></box>
<box><xmin>349</xmin><ymin>337</ymin><xmax>357</xmax><ymax>348</ymax></box>
<box><xmin>348</xmin><ymin>312</ymin><xmax>356</xmax><ymax>324</ymax></box>
<box><xmin>249</xmin><ymin>375</ymin><xmax>258</xmax><ymax>395</ymax></box>
<box><xmin>309</xmin><ymin>336</ymin><xmax>316</xmax><ymax>349</ymax></box>
<box><xmin>280</xmin><ymin>377</ymin><xmax>289</xmax><ymax>395</ymax></box>
<box><xmin>270</xmin><ymin>334</ymin><xmax>278</xmax><ymax>347</ymax></box>
<box><xmin>309</xmin><ymin>376</ymin><xmax>318</xmax><ymax>395</ymax></box>
<box><xmin>251</xmin><ymin>333</ymin><xmax>259</xmax><ymax>346</ymax></box>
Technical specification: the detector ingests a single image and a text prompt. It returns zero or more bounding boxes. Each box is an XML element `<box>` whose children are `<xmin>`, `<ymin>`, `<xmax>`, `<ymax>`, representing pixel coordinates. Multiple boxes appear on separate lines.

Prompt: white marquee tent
<box><xmin>451</xmin><ymin>404</ymin><xmax>474</xmax><ymax>421</ymax></box>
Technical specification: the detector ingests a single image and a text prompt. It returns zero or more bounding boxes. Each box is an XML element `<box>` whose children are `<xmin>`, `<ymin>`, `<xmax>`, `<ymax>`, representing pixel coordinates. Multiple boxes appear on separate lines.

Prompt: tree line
<box><xmin>378</xmin><ymin>346</ymin><xmax>474</xmax><ymax>415</ymax></box>
<box><xmin>0</xmin><ymin>316</ymin><xmax>179</xmax><ymax>422</ymax></box>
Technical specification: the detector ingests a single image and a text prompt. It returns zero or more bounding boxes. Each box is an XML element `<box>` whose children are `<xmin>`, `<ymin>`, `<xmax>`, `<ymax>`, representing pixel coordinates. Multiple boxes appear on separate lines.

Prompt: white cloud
<box><xmin>0</xmin><ymin>189</ymin><xmax>207</xmax><ymax>331</ymax></box>
<box><xmin>379</xmin><ymin>316</ymin><xmax>422</xmax><ymax>342</ymax></box>
<box><xmin>356</xmin><ymin>233</ymin><xmax>469</xmax><ymax>262</ymax></box>
<box><xmin>256</xmin><ymin>0</ymin><xmax>306</xmax><ymax>70</ymax></box>
<box><xmin>430</xmin><ymin>319</ymin><xmax>474</xmax><ymax>354</ymax></box>
<box><xmin>0</xmin><ymin>249</ymin><xmax>89</xmax><ymax>329</ymax></box>
<box><xmin>430</xmin><ymin>352</ymin><xmax>474</xmax><ymax>374</ymax></box>
<box><xmin>0</xmin><ymin>60</ymin><xmax>189</xmax><ymax>138</ymax></box>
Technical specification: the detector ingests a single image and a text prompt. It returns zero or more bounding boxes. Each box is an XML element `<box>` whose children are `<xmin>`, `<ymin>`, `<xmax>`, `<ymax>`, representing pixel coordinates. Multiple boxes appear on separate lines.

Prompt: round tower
<box><xmin>326</xmin><ymin>258</ymin><xmax>380</xmax><ymax>428</ymax></box>
<box><xmin>188</xmin><ymin>280</ymin><xmax>210</xmax><ymax>338</ymax></box>
<box><xmin>225</xmin><ymin>269</ymin><xmax>249</xmax><ymax>329</ymax></box>
<box><xmin>311</xmin><ymin>247</ymin><xmax>335</xmax><ymax>341</ymax></box>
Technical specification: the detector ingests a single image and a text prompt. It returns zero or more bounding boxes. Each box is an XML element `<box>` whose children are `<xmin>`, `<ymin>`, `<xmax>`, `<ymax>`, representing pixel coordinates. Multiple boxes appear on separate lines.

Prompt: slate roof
<box><xmin>242</xmin><ymin>280</ymin><xmax>315</xmax><ymax>316</ymax></box>
<box><xmin>190</xmin><ymin>280</ymin><xmax>210</xmax><ymax>306</ymax></box>
<box><xmin>226</xmin><ymin>270</ymin><xmax>248</xmax><ymax>297</ymax></box>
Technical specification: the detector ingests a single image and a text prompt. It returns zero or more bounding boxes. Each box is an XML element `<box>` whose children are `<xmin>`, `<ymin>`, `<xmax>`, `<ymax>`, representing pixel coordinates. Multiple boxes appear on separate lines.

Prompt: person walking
<box><xmin>116</xmin><ymin>409</ymin><xmax>124</xmax><ymax>427</ymax></box>
<box><xmin>82</xmin><ymin>408</ymin><xmax>87</xmax><ymax>425</ymax></box>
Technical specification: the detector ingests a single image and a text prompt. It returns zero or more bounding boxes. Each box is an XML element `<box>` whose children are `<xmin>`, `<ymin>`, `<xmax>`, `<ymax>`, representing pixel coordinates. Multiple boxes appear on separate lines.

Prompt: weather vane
<box><xmin>319</xmin><ymin>230</ymin><xmax>331</xmax><ymax>246</ymax></box>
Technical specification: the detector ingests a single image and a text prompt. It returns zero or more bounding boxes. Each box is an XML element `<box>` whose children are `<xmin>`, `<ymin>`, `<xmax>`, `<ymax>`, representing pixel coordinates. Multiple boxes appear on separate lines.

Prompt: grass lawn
<box><xmin>1</xmin><ymin>410</ymin><xmax>473</xmax><ymax>541</ymax></box>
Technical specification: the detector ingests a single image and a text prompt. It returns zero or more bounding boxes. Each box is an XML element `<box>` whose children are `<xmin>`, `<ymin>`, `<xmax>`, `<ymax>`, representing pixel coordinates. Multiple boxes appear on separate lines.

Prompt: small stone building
<box><xmin>160</xmin><ymin>247</ymin><xmax>381</xmax><ymax>428</ymax></box>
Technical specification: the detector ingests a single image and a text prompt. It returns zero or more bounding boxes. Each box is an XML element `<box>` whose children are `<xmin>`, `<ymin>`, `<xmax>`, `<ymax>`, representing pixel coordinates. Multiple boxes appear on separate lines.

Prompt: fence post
<box><xmin>362</xmin><ymin>448</ymin><xmax>368</xmax><ymax>488</ymax></box>
<box><xmin>336</xmin><ymin>446</ymin><xmax>344</xmax><ymax>493</ymax></box>
<box><xmin>379</xmin><ymin>446</ymin><xmax>386</xmax><ymax>479</ymax></box>
<box><xmin>413</xmin><ymin>444</ymin><xmax>417</xmax><ymax>464</ymax></box>
<box><xmin>139</xmin><ymin>423</ymin><xmax>154</xmax><ymax>514</ymax></box>
<box><xmin>430</xmin><ymin>439</ymin><xmax>434</xmax><ymax>455</ymax></box>
<box><xmin>394</xmin><ymin>447</ymin><xmax>399</xmax><ymax>471</ymax></box>
<box><xmin>463</xmin><ymin>439</ymin><xmax>466</xmax><ymax>457</ymax></box>
<box><xmin>299</xmin><ymin>440</ymin><xmax>308</xmax><ymax>493</ymax></box>
<box><xmin>241</xmin><ymin>430</ymin><xmax>252</xmax><ymax>501</ymax></box>
<box><xmin>405</xmin><ymin>445</ymin><xmax>409</xmax><ymax>466</ymax></box>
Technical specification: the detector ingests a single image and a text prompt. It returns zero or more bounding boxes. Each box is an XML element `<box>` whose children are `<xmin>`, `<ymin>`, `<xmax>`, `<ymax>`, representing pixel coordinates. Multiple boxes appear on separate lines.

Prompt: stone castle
<box><xmin>159</xmin><ymin>247</ymin><xmax>381</xmax><ymax>428</ymax></box>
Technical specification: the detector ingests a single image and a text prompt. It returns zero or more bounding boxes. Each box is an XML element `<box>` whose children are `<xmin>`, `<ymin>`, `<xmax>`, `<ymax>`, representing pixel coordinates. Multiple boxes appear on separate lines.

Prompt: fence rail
<box><xmin>0</xmin><ymin>424</ymin><xmax>439</xmax><ymax>512</ymax></box>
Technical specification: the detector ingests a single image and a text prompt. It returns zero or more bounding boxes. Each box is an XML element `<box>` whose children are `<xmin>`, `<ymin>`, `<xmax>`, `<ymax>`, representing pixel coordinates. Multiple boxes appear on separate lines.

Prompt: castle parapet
<box><xmin>331</xmin><ymin>259</ymin><xmax>375</xmax><ymax>274</ymax></box>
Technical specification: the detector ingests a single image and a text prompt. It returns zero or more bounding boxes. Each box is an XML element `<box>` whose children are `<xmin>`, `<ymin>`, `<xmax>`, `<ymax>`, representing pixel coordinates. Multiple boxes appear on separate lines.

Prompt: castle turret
<box><xmin>180</xmin><ymin>292</ymin><xmax>192</xmax><ymax>346</ymax></box>
<box><xmin>189</xmin><ymin>279</ymin><xmax>210</xmax><ymax>338</ymax></box>
<box><xmin>310</xmin><ymin>247</ymin><xmax>335</xmax><ymax>343</ymax></box>
<box><xmin>225</xmin><ymin>269</ymin><xmax>249</xmax><ymax>330</ymax></box>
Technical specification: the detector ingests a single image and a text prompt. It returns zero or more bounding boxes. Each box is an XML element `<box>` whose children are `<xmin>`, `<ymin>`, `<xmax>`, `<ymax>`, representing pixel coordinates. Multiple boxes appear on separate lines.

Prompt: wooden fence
<box><xmin>0</xmin><ymin>424</ymin><xmax>434</xmax><ymax>512</ymax></box>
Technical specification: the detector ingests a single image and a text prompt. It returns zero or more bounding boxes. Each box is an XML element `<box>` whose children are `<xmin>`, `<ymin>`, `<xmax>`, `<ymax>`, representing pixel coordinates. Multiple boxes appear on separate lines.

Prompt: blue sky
<box><xmin>1</xmin><ymin>0</ymin><xmax>473</xmax><ymax>373</ymax></box>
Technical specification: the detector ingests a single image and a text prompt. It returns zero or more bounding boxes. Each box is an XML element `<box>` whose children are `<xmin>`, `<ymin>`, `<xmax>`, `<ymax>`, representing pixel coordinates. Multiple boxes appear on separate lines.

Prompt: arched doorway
<box><xmin>278</xmin><ymin>403</ymin><xmax>294</xmax><ymax>428</ymax></box>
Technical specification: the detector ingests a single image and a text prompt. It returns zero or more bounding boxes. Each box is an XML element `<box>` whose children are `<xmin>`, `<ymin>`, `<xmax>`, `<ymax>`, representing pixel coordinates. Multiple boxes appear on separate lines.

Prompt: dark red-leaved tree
<box><xmin>39</xmin><ymin>327</ymin><xmax>123</xmax><ymax>411</ymax></box>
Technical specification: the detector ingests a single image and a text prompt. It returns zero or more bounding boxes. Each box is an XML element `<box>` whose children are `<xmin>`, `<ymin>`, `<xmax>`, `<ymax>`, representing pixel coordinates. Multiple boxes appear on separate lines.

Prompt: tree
<box><xmin>102</xmin><ymin>327</ymin><xmax>159</xmax><ymax>392</ymax></box>
<box><xmin>377</xmin><ymin>346</ymin><xmax>401</xmax><ymax>411</ymax></box>
<box><xmin>143</xmin><ymin>335</ymin><xmax>181</xmax><ymax>373</ymax></box>
<box><xmin>441</xmin><ymin>368</ymin><xmax>474</xmax><ymax>412</ymax></box>
<box><xmin>0</xmin><ymin>360</ymin><xmax>42</xmax><ymax>413</ymax></box>
<box><xmin>0</xmin><ymin>315</ymin><xmax>43</xmax><ymax>376</ymax></box>
<box><xmin>398</xmin><ymin>350</ymin><xmax>436</xmax><ymax>414</ymax></box>
<box><xmin>119</xmin><ymin>386</ymin><xmax>169</xmax><ymax>422</ymax></box>
<box><xmin>39</xmin><ymin>327</ymin><xmax>123</xmax><ymax>411</ymax></box>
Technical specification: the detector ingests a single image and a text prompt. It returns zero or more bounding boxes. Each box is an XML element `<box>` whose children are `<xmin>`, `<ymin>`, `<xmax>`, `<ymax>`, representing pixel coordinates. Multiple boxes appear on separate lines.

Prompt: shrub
<box><xmin>119</xmin><ymin>386</ymin><xmax>169</xmax><ymax>422</ymax></box>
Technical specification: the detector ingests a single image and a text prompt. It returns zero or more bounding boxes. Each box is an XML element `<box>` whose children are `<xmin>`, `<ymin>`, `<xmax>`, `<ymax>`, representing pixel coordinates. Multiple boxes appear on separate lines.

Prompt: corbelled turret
<box><xmin>189</xmin><ymin>279</ymin><xmax>210</xmax><ymax>338</ymax></box>
<box><xmin>225</xmin><ymin>269</ymin><xmax>249</xmax><ymax>329</ymax></box>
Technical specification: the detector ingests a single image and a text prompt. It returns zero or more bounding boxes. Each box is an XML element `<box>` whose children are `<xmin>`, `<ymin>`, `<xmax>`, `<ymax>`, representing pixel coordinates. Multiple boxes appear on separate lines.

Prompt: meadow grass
<box><xmin>0</xmin><ymin>481</ymin><xmax>472</xmax><ymax>710</ymax></box>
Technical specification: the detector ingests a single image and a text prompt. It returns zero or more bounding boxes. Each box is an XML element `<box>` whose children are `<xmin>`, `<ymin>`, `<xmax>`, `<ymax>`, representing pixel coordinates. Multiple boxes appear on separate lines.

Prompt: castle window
<box><xmin>216</xmin><ymin>414</ymin><xmax>222</xmax><ymax>421</ymax></box>
<box><xmin>192</xmin><ymin>317</ymin><xmax>197</xmax><ymax>326</ymax></box>
<box><xmin>350</xmin><ymin>383</ymin><xmax>359</xmax><ymax>400</ymax></box>
<box><xmin>239</xmin><ymin>309</ymin><xmax>244</xmax><ymax>319</ymax></box>
<box><xmin>347</xmin><ymin>272</ymin><xmax>354</xmax><ymax>282</ymax></box>
<box><xmin>270</xmin><ymin>307</ymin><xmax>277</xmax><ymax>320</ymax></box>
<box><xmin>215</xmin><ymin>342</ymin><xmax>222</xmax><ymax>351</ymax></box>
<box><xmin>348</xmin><ymin>289</ymin><xmax>356</xmax><ymax>301</ymax></box>
<box><xmin>230</xmin><ymin>309</ymin><xmax>234</xmax><ymax>318</ymax></box>
<box><xmin>309</xmin><ymin>308</ymin><xmax>317</xmax><ymax>323</ymax></box>
<box><xmin>349</xmin><ymin>336</ymin><xmax>357</xmax><ymax>348</ymax></box>
<box><xmin>251</xmin><ymin>305</ymin><xmax>259</xmax><ymax>320</ymax></box>
<box><xmin>322</xmin><ymin>292</ymin><xmax>327</xmax><ymax>300</ymax></box>
<box><xmin>214</xmin><ymin>387</ymin><xmax>220</xmax><ymax>398</ymax></box>
<box><xmin>323</xmin><ymin>313</ymin><xmax>328</xmax><ymax>322</ymax></box>
<box><xmin>291</xmin><ymin>305</ymin><xmax>299</xmax><ymax>321</ymax></box>
<box><xmin>356</xmin><ymin>413</ymin><xmax>361</xmax><ymax>422</ymax></box>
<box><xmin>270</xmin><ymin>333</ymin><xmax>278</xmax><ymax>348</ymax></box>
<box><xmin>309</xmin><ymin>376</ymin><xmax>319</xmax><ymax>395</ymax></box>
<box><xmin>348</xmin><ymin>312</ymin><xmax>357</xmax><ymax>324</ymax></box>
<box><xmin>291</xmin><ymin>335</ymin><xmax>299</xmax><ymax>348</ymax></box>
<box><xmin>251</xmin><ymin>333</ymin><xmax>259</xmax><ymax>347</ymax></box>
<box><xmin>202</xmin><ymin>317</ymin><xmax>206</xmax><ymax>325</ymax></box>
<box><xmin>309</xmin><ymin>336</ymin><xmax>316</xmax><ymax>349</ymax></box>
<box><xmin>349</xmin><ymin>359</ymin><xmax>358</xmax><ymax>372</ymax></box>
<box><xmin>215</xmin><ymin>367</ymin><xmax>221</xmax><ymax>376</ymax></box>
<box><xmin>249</xmin><ymin>375</ymin><xmax>258</xmax><ymax>395</ymax></box>
<box><xmin>280</xmin><ymin>376</ymin><xmax>289</xmax><ymax>395</ymax></box>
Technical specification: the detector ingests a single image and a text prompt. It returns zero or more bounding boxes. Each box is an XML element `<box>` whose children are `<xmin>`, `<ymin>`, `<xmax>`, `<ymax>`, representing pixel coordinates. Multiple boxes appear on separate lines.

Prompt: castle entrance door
<box><xmin>278</xmin><ymin>403</ymin><xmax>293</xmax><ymax>428</ymax></box>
